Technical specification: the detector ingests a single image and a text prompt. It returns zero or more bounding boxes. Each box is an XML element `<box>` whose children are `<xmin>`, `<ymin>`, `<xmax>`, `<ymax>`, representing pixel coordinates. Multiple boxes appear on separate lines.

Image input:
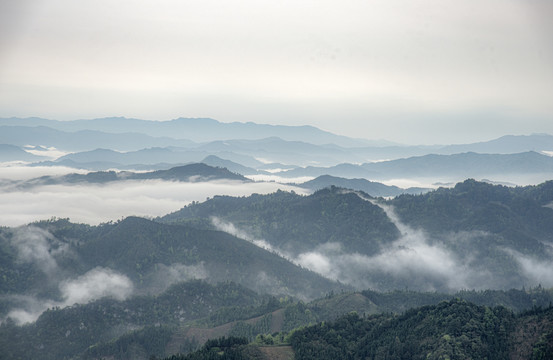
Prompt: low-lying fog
<box><xmin>0</xmin><ymin>165</ymin><xmax>309</xmax><ymax>227</ymax></box>
<box><xmin>2</xmin><ymin>163</ymin><xmax>551</xmax><ymax>227</ymax></box>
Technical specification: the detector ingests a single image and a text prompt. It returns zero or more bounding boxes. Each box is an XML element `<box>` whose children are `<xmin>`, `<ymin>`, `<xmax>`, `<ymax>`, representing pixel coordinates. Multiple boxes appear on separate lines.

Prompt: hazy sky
<box><xmin>1</xmin><ymin>0</ymin><xmax>552</xmax><ymax>144</ymax></box>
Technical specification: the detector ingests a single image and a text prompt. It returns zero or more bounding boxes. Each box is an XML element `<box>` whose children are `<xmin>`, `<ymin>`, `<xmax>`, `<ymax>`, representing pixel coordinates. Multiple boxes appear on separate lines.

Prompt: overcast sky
<box><xmin>1</xmin><ymin>0</ymin><xmax>552</xmax><ymax>144</ymax></box>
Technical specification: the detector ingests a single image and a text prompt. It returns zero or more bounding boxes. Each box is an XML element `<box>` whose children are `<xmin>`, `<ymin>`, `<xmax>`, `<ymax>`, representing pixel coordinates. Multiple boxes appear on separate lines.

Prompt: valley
<box><xmin>0</xmin><ymin>118</ymin><xmax>552</xmax><ymax>359</ymax></box>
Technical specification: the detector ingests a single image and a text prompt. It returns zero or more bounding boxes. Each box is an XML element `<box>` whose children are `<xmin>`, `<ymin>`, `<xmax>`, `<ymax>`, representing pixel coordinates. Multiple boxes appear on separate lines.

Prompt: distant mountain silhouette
<box><xmin>0</xmin><ymin>117</ymin><xmax>378</xmax><ymax>147</ymax></box>
<box><xmin>299</xmin><ymin>175</ymin><xmax>430</xmax><ymax>197</ymax></box>
<box><xmin>276</xmin><ymin>151</ymin><xmax>553</xmax><ymax>181</ymax></box>
<box><xmin>18</xmin><ymin>163</ymin><xmax>249</xmax><ymax>187</ymax></box>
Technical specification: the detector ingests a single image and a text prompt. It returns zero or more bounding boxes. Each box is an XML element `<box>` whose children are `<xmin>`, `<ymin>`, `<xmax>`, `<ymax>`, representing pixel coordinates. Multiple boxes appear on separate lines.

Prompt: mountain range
<box><xmin>272</xmin><ymin>151</ymin><xmax>553</xmax><ymax>183</ymax></box>
<box><xmin>297</xmin><ymin>175</ymin><xmax>431</xmax><ymax>196</ymax></box>
<box><xmin>17</xmin><ymin>163</ymin><xmax>249</xmax><ymax>187</ymax></box>
<box><xmin>0</xmin><ymin>117</ymin><xmax>377</xmax><ymax>147</ymax></box>
<box><xmin>1</xmin><ymin>178</ymin><xmax>553</xmax><ymax>359</ymax></box>
<box><xmin>6</xmin><ymin>164</ymin><xmax>433</xmax><ymax>198</ymax></box>
<box><xmin>160</xmin><ymin>180</ymin><xmax>553</xmax><ymax>292</ymax></box>
<box><xmin>2</xmin><ymin>117</ymin><xmax>553</xmax><ymax>172</ymax></box>
<box><xmin>1</xmin><ymin>117</ymin><xmax>553</xmax><ymax>359</ymax></box>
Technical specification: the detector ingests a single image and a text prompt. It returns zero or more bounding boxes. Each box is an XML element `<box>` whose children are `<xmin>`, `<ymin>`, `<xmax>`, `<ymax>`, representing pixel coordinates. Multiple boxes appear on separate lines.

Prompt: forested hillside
<box><xmin>2</xmin><ymin>179</ymin><xmax>553</xmax><ymax>359</ymax></box>
<box><xmin>2</xmin><ymin>283</ymin><xmax>553</xmax><ymax>360</ymax></box>
<box><xmin>160</xmin><ymin>180</ymin><xmax>553</xmax><ymax>292</ymax></box>
<box><xmin>391</xmin><ymin>179</ymin><xmax>553</xmax><ymax>240</ymax></box>
<box><xmin>0</xmin><ymin>281</ymin><xmax>266</xmax><ymax>360</ymax></box>
<box><xmin>3</xmin><ymin>0</ymin><xmax>553</xmax><ymax>356</ymax></box>
<box><xmin>287</xmin><ymin>300</ymin><xmax>553</xmax><ymax>360</ymax></box>
<box><xmin>160</xmin><ymin>187</ymin><xmax>400</xmax><ymax>256</ymax></box>
<box><xmin>164</xmin><ymin>300</ymin><xmax>553</xmax><ymax>360</ymax></box>
<box><xmin>0</xmin><ymin>216</ymin><xmax>343</xmax><ymax>307</ymax></box>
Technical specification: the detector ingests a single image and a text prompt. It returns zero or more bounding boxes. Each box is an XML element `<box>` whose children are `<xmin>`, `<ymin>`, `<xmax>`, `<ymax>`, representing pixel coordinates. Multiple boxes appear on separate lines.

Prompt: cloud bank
<box><xmin>0</xmin><ymin>175</ymin><xmax>308</xmax><ymax>226</ymax></box>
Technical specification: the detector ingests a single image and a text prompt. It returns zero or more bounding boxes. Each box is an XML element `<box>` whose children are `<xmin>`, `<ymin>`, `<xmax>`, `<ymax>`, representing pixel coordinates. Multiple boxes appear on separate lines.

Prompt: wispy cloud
<box><xmin>6</xmin><ymin>267</ymin><xmax>133</xmax><ymax>325</ymax></box>
<box><xmin>212</xmin><ymin>192</ymin><xmax>537</xmax><ymax>292</ymax></box>
<box><xmin>144</xmin><ymin>262</ymin><xmax>208</xmax><ymax>294</ymax></box>
<box><xmin>211</xmin><ymin>217</ymin><xmax>289</xmax><ymax>258</ymax></box>
<box><xmin>505</xmin><ymin>249</ymin><xmax>553</xmax><ymax>288</ymax></box>
<box><xmin>4</xmin><ymin>226</ymin><xmax>133</xmax><ymax>325</ymax></box>
<box><xmin>60</xmin><ymin>267</ymin><xmax>133</xmax><ymax>306</ymax></box>
<box><xmin>0</xmin><ymin>163</ymin><xmax>87</xmax><ymax>181</ymax></box>
<box><xmin>9</xmin><ymin>226</ymin><xmax>63</xmax><ymax>277</ymax></box>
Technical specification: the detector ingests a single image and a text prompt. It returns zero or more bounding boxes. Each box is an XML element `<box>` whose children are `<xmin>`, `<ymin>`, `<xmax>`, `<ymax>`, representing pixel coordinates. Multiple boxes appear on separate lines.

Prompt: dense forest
<box><xmin>160</xmin><ymin>180</ymin><xmax>553</xmax><ymax>291</ymax></box>
<box><xmin>1</xmin><ymin>282</ymin><xmax>553</xmax><ymax>359</ymax></box>
<box><xmin>160</xmin><ymin>187</ymin><xmax>401</xmax><ymax>256</ymax></box>
<box><xmin>287</xmin><ymin>300</ymin><xmax>553</xmax><ymax>360</ymax></box>
<box><xmin>1</xmin><ymin>180</ymin><xmax>553</xmax><ymax>359</ymax></box>
<box><xmin>163</xmin><ymin>299</ymin><xmax>553</xmax><ymax>360</ymax></box>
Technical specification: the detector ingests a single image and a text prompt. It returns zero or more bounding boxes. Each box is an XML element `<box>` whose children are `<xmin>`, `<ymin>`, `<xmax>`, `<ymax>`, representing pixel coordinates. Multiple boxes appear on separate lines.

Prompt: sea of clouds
<box><xmin>0</xmin><ymin>165</ymin><xmax>309</xmax><ymax>227</ymax></box>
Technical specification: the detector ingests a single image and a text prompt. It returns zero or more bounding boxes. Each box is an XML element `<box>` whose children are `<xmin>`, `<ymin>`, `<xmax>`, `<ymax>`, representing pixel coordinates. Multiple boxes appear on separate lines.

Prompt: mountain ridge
<box><xmin>0</xmin><ymin>117</ymin><xmax>376</xmax><ymax>147</ymax></box>
<box><xmin>13</xmin><ymin>163</ymin><xmax>250</xmax><ymax>187</ymax></box>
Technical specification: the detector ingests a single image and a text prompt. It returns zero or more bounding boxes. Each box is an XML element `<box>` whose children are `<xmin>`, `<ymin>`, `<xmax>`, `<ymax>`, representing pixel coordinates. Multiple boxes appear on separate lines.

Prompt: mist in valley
<box><xmin>211</xmin><ymin>189</ymin><xmax>553</xmax><ymax>293</ymax></box>
<box><xmin>1</xmin><ymin>224</ymin><xmax>218</xmax><ymax>325</ymax></box>
<box><xmin>2</xmin><ymin>0</ymin><xmax>553</xmax><ymax>357</ymax></box>
<box><xmin>0</xmin><ymin>169</ymin><xmax>308</xmax><ymax>227</ymax></box>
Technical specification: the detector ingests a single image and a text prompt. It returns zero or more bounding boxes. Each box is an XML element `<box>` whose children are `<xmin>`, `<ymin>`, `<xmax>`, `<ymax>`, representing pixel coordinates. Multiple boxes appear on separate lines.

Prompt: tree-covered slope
<box><xmin>163</xmin><ymin>299</ymin><xmax>553</xmax><ymax>360</ymax></box>
<box><xmin>390</xmin><ymin>179</ymin><xmax>553</xmax><ymax>255</ymax></box>
<box><xmin>73</xmin><ymin>216</ymin><xmax>341</xmax><ymax>298</ymax></box>
<box><xmin>288</xmin><ymin>300</ymin><xmax>529</xmax><ymax>360</ymax></box>
<box><xmin>160</xmin><ymin>187</ymin><xmax>400</xmax><ymax>256</ymax></box>
<box><xmin>0</xmin><ymin>281</ymin><xmax>266</xmax><ymax>360</ymax></box>
<box><xmin>159</xmin><ymin>180</ymin><xmax>553</xmax><ymax>291</ymax></box>
<box><xmin>0</xmin><ymin>216</ymin><xmax>345</xmax><ymax>311</ymax></box>
<box><xmin>2</xmin><ymin>281</ymin><xmax>553</xmax><ymax>360</ymax></box>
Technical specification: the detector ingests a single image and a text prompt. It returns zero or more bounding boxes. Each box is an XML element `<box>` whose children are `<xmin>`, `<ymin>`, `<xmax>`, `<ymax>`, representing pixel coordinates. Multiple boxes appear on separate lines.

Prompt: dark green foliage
<box><xmin>161</xmin><ymin>187</ymin><xmax>400</xmax><ymax>255</ymax></box>
<box><xmin>521</xmin><ymin>180</ymin><xmax>553</xmax><ymax>205</ymax></box>
<box><xmin>163</xmin><ymin>336</ymin><xmax>261</xmax><ymax>360</ymax></box>
<box><xmin>391</xmin><ymin>179</ymin><xmax>553</xmax><ymax>254</ymax></box>
<box><xmin>362</xmin><ymin>287</ymin><xmax>553</xmax><ymax>314</ymax></box>
<box><xmin>3</xmin><ymin>179</ymin><xmax>553</xmax><ymax>359</ymax></box>
<box><xmin>228</xmin><ymin>315</ymin><xmax>272</xmax><ymax>340</ymax></box>
<box><xmin>0</xmin><ymin>215</ymin><xmax>343</xmax><ymax>312</ymax></box>
<box><xmin>83</xmin><ymin>325</ymin><xmax>174</xmax><ymax>360</ymax></box>
<box><xmin>199</xmin><ymin>297</ymin><xmax>282</xmax><ymax>328</ymax></box>
<box><xmin>159</xmin><ymin>180</ymin><xmax>553</xmax><ymax>292</ymax></box>
<box><xmin>282</xmin><ymin>302</ymin><xmax>319</xmax><ymax>332</ymax></box>
<box><xmin>283</xmin><ymin>291</ymin><xmax>553</xmax><ymax>360</ymax></box>
<box><xmin>0</xmin><ymin>281</ymin><xmax>264</xmax><ymax>360</ymax></box>
<box><xmin>289</xmin><ymin>300</ymin><xmax>521</xmax><ymax>360</ymax></box>
<box><xmin>531</xmin><ymin>330</ymin><xmax>553</xmax><ymax>360</ymax></box>
<box><xmin>2</xmin><ymin>285</ymin><xmax>553</xmax><ymax>359</ymax></box>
